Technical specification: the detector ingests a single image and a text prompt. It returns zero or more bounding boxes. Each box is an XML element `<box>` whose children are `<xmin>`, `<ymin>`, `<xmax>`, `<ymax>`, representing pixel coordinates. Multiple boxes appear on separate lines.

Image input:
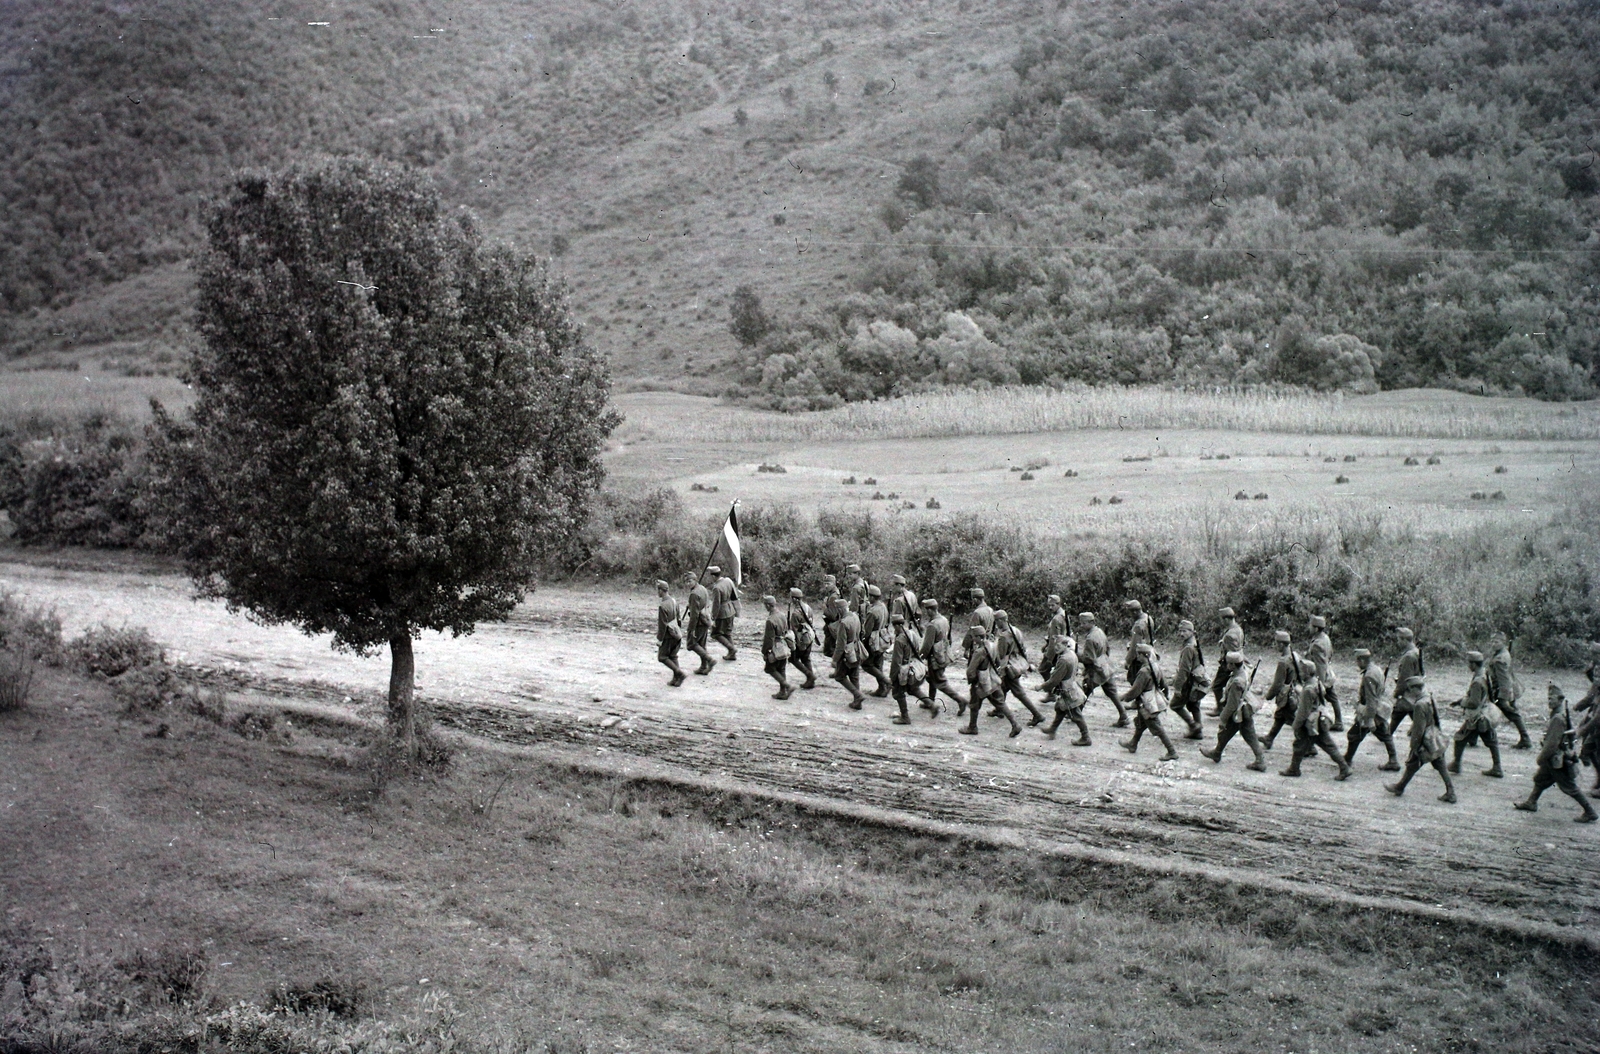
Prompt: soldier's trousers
<box><xmin>1000</xmin><ymin>672</ymin><xmax>1045</xmax><ymax>723</ymax></box>
<box><xmin>657</xmin><ymin>637</ymin><xmax>684</xmax><ymax>680</ymax></box>
<box><xmin>1209</xmin><ymin>665</ymin><xmax>1232</xmax><ymax>711</ymax></box>
<box><xmin>763</xmin><ymin>658</ymin><xmax>790</xmax><ymax>696</ymax></box>
<box><xmin>832</xmin><ymin>660</ymin><xmax>863</xmax><ymax>704</ymax></box>
<box><xmin>1388</xmin><ymin>699</ymin><xmax>1413</xmax><ymax>737</ymax></box>
<box><xmin>788</xmin><ymin>648</ymin><xmax>816</xmax><ymax>688</ymax></box>
<box><xmin>863</xmin><ymin>649</ymin><xmax>891</xmax><ymax>694</ymax></box>
<box><xmin>965</xmin><ymin>686</ymin><xmax>1019</xmax><ymax>734</ymax></box>
<box><xmin>1345</xmin><ymin>722</ymin><xmax>1398</xmax><ymax>765</ymax></box>
<box><xmin>1493</xmin><ymin>698</ymin><xmax>1532</xmax><ymax>744</ymax></box>
<box><xmin>1170</xmin><ymin>686</ymin><xmax>1204</xmax><ymax>736</ymax></box>
<box><xmin>1126</xmin><ymin>711</ymin><xmax>1178</xmax><ymax>756</ymax></box>
<box><xmin>686</xmin><ymin>622</ymin><xmax>712</xmax><ymax>670</ymax></box>
<box><xmin>1087</xmin><ymin>674</ymin><xmax>1129</xmax><ymax>724</ymax></box>
<box><xmin>1213</xmin><ymin>715</ymin><xmax>1264</xmax><ymax>762</ymax></box>
<box><xmin>926</xmin><ymin>665</ymin><xmax>969</xmax><ymax>710</ymax></box>
<box><xmin>1392</xmin><ymin>755</ymin><xmax>1453</xmax><ymax>796</ymax></box>
<box><xmin>1288</xmin><ymin>724</ymin><xmax>1348</xmax><ymax>773</ymax></box>
<box><xmin>1323</xmin><ymin>682</ymin><xmax>1343</xmax><ymax>727</ymax></box>
<box><xmin>1045</xmin><ymin>695</ymin><xmax>1089</xmax><ymax>740</ymax></box>
<box><xmin>1263</xmin><ymin>706</ymin><xmax>1295</xmax><ymax>747</ymax></box>
<box><xmin>711</xmin><ymin>618</ymin><xmax>737</xmax><ymax>659</ymax></box>
<box><xmin>1525</xmin><ymin>761</ymin><xmax>1597</xmax><ymax>814</ymax></box>
<box><xmin>892</xmin><ymin>679</ymin><xmax>932</xmax><ymax>721</ymax></box>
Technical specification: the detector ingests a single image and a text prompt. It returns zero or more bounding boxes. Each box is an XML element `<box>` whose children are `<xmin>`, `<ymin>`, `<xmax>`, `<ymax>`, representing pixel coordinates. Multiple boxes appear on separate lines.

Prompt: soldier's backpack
<box><xmin>1003</xmin><ymin>628</ymin><xmax>1029</xmax><ymax>679</ymax></box>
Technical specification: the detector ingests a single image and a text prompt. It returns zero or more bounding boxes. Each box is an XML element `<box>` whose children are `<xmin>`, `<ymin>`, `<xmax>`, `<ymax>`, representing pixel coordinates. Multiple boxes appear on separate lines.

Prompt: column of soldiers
<box><xmin>653</xmin><ymin>570</ymin><xmax>1599</xmax><ymax>823</ymax></box>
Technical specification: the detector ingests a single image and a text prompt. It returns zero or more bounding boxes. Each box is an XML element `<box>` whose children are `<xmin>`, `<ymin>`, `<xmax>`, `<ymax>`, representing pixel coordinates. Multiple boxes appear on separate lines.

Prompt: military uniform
<box><xmin>1343</xmin><ymin>653</ymin><xmax>1399</xmax><ymax>771</ymax></box>
<box><xmin>1388</xmin><ymin>631</ymin><xmax>1423</xmax><ymax>735</ymax></box>
<box><xmin>1260</xmin><ymin>634</ymin><xmax>1301</xmax><ymax>751</ymax></box>
<box><xmin>1123</xmin><ymin>600</ymin><xmax>1154</xmax><ymax>682</ymax></box>
<box><xmin>655</xmin><ymin>584</ymin><xmax>686</xmax><ymax>686</ymax></box>
<box><xmin>862</xmin><ymin>587</ymin><xmax>894</xmax><ymax>697</ymax></box>
<box><xmin>1120</xmin><ymin>643</ymin><xmax>1179</xmax><ymax>760</ymax></box>
<box><xmin>819</xmin><ymin>575</ymin><xmax>842</xmax><ymax>658</ymax></box>
<box><xmin>960</xmin><ymin>630</ymin><xmax>1021</xmax><ymax>737</ymax></box>
<box><xmin>1486</xmin><ymin>639</ymin><xmax>1533</xmax><ymax>749</ymax></box>
<box><xmin>1282</xmin><ymin>657</ymin><xmax>1351</xmax><ymax>780</ymax></box>
<box><xmin>1386</xmin><ymin>678</ymin><xmax>1456</xmax><ymax>803</ymax></box>
<box><xmin>1202</xmin><ymin>653</ymin><xmax>1266</xmax><ymax>770</ymax></box>
<box><xmin>1515</xmin><ymin>687</ymin><xmax>1598</xmax><ymax>822</ymax></box>
<box><xmin>889</xmin><ymin>617</ymin><xmax>934</xmax><ymax>724</ymax></box>
<box><xmin>993</xmin><ymin>614</ymin><xmax>1045</xmax><ymax>726</ymax></box>
<box><xmin>1169</xmin><ymin>623</ymin><xmax>1206</xmax><ymax>739</ymax></box>
<box><xmin>1449</xmin><ymin>656</ymin><xmax>1503</xmax><ymax>779</ymax></box>
<box><xmin>962</xmin><ymin>590</ymin><xmax>996</xmax><ymax>656</ymax></box>
<box><xmin>683</xmin><ymin>575</ymin><xmax>715</xmax><ymax>674</ymax></box>
<box><xmin>785</xmin><ymin>590</ymin><xmax>818</xmax><ymax>689</ymax></box>
<box><xmin>1210</xmin><ymin>608</ymin><xmax>1245</xmax><ymax>711</ymax></box>
<box><xmin>1078</xmin><ymin>615</ymin><xmax>1130</xmax><ymax>727</ymax></box>
<box><xmin>1041</xmin><ymin>643</ymin><xmax>1091</xmax><ymax>745</ymax></box>
<box><xmin>889</xmin><ymin>577</ymin><xmax>922</xmax><ymax>631</ymax></box>
<box><xmin>1039</xmin><ymin>598</ymin><xmax>1070</xmax><ymax>684</ymax></box>
<box><xmin>1307</xmin><ymin>616</ymin><xmax>1343</xmax><ymax>730</ymax></box>
<box><xmin>918</xmin><ymin>602</ymin><xmax>970</xmax><ymax>713</ymax></box>
<box><xmin>709</xmin><ymin>570</ymin><xmax>740</xmax><ymax>661</ymax></box>
<box><xmin>830</xmin><ymin>602</ymin><xmax>866</xmax><ymax>708</ymax></box>
<box><xmin>845</xmin><ymin>564</ymin><xmax>869</xmax><ymax>615</ymax></box>
<box><xmin>1577</xmin><ymin>646</ymin><xmax>1600</xmax><ymax>791</ymax></box>
<box><xmin>760</xmin><ymin>598</ymin><xmax>794</xmax><ymax>700</ymax></box>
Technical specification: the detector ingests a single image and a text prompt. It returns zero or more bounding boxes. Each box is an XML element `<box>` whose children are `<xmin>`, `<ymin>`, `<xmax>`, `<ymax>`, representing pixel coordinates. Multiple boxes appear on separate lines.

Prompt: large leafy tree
<box><xmin>151</xmin><ymin>157</ymin><xmax>618</xmax><ymax>746</ymax></box>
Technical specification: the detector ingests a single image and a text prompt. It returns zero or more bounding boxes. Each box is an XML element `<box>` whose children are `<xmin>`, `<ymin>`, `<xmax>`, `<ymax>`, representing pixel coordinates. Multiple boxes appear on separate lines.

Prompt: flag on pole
<box><xmin>718</xmin><ymin>502</ymin><xmax>742</xmax><ymax>586</ymax></box>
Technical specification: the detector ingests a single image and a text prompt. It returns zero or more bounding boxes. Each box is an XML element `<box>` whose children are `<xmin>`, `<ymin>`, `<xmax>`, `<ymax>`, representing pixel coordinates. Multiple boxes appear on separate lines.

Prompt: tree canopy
<box><xmin>151</xmin><ymin>157</ymin><xmax>618</xmax><ymax>741</ymax></box>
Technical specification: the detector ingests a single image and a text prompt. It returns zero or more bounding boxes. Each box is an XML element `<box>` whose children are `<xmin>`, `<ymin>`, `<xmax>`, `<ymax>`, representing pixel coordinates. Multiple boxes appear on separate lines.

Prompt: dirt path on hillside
<box><xmin>6</xmin><ymin>559</ymin><xmax>1597</xmax><ymax>938</ymax></box>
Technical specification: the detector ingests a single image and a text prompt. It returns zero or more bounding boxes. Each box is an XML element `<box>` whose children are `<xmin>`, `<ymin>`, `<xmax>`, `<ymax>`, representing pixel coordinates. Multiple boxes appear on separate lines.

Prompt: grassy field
<box><xmin>0</xmin><ymin>371</ymin><xmax>193</xmax><ymax>430</ymax></box>
<box><xmin>5</xmin><ymin>662</ymin><xmax>1598</xmax><ymax>1053</ymax></box>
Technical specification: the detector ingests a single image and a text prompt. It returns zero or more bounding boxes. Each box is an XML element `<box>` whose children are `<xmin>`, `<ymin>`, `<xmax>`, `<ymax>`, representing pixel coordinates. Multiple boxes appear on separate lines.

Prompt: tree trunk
<box><xmin>388</xmin><ymin>633</ymin><xmax>416</xmax><ymax>749</ymax></box>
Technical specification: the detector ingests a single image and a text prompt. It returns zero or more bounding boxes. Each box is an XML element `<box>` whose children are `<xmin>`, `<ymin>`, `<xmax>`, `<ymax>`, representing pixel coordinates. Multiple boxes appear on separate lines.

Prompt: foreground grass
<box><xmin>621</xmin><ymin>387</ymin><xmax>1600</xmax><ymax>444</ymax></box>
<box><xmin>3</xmin><ymin>665</ymin><xmax>1598</xmax><ymax>1053</ymax></box>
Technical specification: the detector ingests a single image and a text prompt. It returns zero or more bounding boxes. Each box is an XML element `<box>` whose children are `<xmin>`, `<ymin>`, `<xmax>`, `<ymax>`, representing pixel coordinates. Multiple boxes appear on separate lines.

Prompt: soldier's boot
<box><xmin>1184</xmin><ymin>711</ymin><xmax>1204</xmax><ymax>740</ymax></box>
<box><xmin>1379</xmin><ymin>731</ymin><xmax>1401</xmax><ymax>771</ymax></box>
<box><xmin>1386</xmin><ymin>761</ymin><xmax>1420</xmax><ymax>796</ymax></box>
<box><xmin>1324</xmin><ymin>739</ymin><xmax>1352</xmax><ymax>781</ymax></box>
<box><xmin>1069</xmin><ymin>713</ymin><xmax>1091</xmax><ymax>746</ymax></box>
<box><xmin>1110</xmin><ymin>695</ymin><xmax>1131</xmax><ymax>729</ymax></box>
<box><xmin>798</xmin><ymin>658</ymin><xmax>817</xmax><ymax>690</ymax></box>
<box><xmin>1483</xmin><ymin>734</ymin><xmax>1504</xmax><ymax>778</ymax></box>
<box><xmin>669</xmin><ymin>670</ymin><xmax>686</xmax><ymax>687</ymax></box>
<box><xmin>1342</xmin><ymin>728</ymin><xmax>1363</xmax><ymax>767</ymax></box>
<box><xmin>1435</xmin><ymin>761</ymin><xmax>1457</xmax><ymax>803</ymax></box>
<box><xmin>1570</xmin><ymin>790</ymin><xmax>1599</xmax><ymax>823</ymax></box>
<box><xmin>961</xmin><ymin>701</ymin><xmax>983</xmax><ymax>735</ymax></box>
<box><xmin>892</xmin><ymin>694</ymin><xmax>911</xmax><ymax>725</ymax></box>
<box><xmin>1205</xmin><ymin>726</ymin><xmax>1235</xmax><ymax>764</ymax></box>
<box><xmin>1121</xmin><ymin>720</ymin><xmax>1145</xmax><ymax>753</ymax></box>
<box><xmin>1152</xmin><ymin>718</ymin><xmax>1180</xmax><ymax>762</ymax></box>
<box><xmin>1509</xmin><ymin>710</ymin><xmax>1533</xmax><ymax>750</ymax></box>
<box><xmin>1329</xmin><ymin>693</ymin><xmax>1344</xmax><ymax>732</ymax></box>
<box><xmin>1279</xmin><ymin>750</ymin><xmax>1304</xmax><ymax>778</ymax></box>
<box><xmin>1448</xmin><ymin>741</ymin><xmax>1465</xmax><ymax>775</ymax></box>
<box><xmin>776</xmin><ymin>682</ymin><xmax>793</xmax><ymax>701</ymax></box>
<box><xmin>1013</xmin><ymin>686</ymin><xmax>1046</xmax><ymax>726</ymax></box>
<box><xmin>1247</xmin><ymin>744</ymin><xmax>1268</xmax><ymax>772</ymax></box>
<box><xmin>1043</xmin><ymin>711</ymin><xmax>1065</xmax><ymax>738</ymax></box>
<box><xmin>1003</xmin><ymin>701</ymin><xmax>1024</xmax><ymax>738</ymax></box>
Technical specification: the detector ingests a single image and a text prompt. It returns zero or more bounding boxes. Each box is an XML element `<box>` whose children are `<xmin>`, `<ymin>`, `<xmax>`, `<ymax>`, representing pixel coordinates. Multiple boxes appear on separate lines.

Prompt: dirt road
<box><xmin>6</xmin><ymin>556</ymin><xmax>1597</xmax><ymax>940</ymax></box>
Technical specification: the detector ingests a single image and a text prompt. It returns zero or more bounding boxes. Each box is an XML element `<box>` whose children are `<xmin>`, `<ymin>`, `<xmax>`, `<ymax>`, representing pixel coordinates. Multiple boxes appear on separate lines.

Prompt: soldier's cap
<box><xmin>891</xmin><ymin>574</ymin><xmax>906</xmax><ymax>585</ymax></box>
<box><xmin>1123</xmin><ymin>599</ymin><xmax>1143</xmax><ymax>611</ymax></box>
<box><xmin>994</xmin><ymin>609</ymin><xmax>1009</xmax><ymax>622</ymax></box>
<box><xmin>1396</xmin><ymin>627</ymin><xmax>1414</xmax><ymax>640</ymax></box>
<box><xmin>1465</xmin><ymin>650</ymin><xmax>1484</xmax><ymax>663</ymax></box>
<box><xmin>891</xmin><ymin>612</ymin><xmax>906</xmax><ymax>624</ymax></box>
<box><xmin>683</xmin><ymin>571</ymin><xmax>698</xmax><ymax>581</ymax></box>
<box><xmin>1273</xmin><ymin>629</ymin><xmax>1292</xmax><ymax>643</ymax></box>
<box><xmin>1309</xmin><ymin>615</ymin><xmax>1327</xmax><ymax>629</ymax></box>
<box><xmin>1177</xmin><ymin>619</ymin><xmax>1195</xmax><ymax>634</ymax></box>
<box><xmin>1048</xmin><ymin>594</ymin><xmax>1062</xmax><ymax>604</ymax></box>
<box><xmin>762</xmin><ymin>594</ymin><xmax>777</xmax><ymax>605</ymax></box>
<box><xmin>922</xmin><ymin>598</ymin><xmax>939</xmax><ymax>608</ymax></box>
<box><xmin>821</xmin><ymin>573</ymin><xmax>837</xmax><ymax>584</ymax></box>
<box><xmin>1549</xmin><ymin>682</ymin><xmax>1566</xmax><ymax>699</ymax></box>
<box><xmin>1225</xmin><ymin>650</ymin><xmax>1246</xmax><ymax>664</ymax></box>
<box><xmin>1353</xmin><ymin>647</ymin><xmax>1372</xmax><ymax>660</ymax></box>
<box><xmin>846</xmin><ymin>563</ymin><xmax>862</xmax><ymax>573</ymax></box>
<box><xmin>706</xmin><ymin>565</ymin><xmax>721</xmax><ymax>575</ymax></box>
<box><xmin>970</xmin><ymin>587</ymin><xmax>985</xmax><ymax>598</ymax></box>
<box><xmin>1218</xmin><ymin>606</ymin><xmax>1236</xmax><ymax>618</ymax></box>
<box><xmin>867</xmin><ymin>584</ymin><xmax>882</xmax><ymax>597</ymax></box>
<box><xmin>1078</xmin><ymin>611</ymin><xmax>1096</xmax><ymax>622</ymax></box>
<box><xmin>789</xmin><ymin>587</ymin><xmax>804</xmax><ymax>598</ymax></box>
<box><xmin>654</xmin><ymin>580</ymin><xmax>669</xmax><ymax>590</ymax></box>
<box><xmin>1136</xmin><ymin>642</ymin><xmax>1156</xmax><ymax>656</ymax></box>
<box><xmin>1403</xmin><ymin>675</ymin><xmax>1426</xmax><ymax>692</ymax></box>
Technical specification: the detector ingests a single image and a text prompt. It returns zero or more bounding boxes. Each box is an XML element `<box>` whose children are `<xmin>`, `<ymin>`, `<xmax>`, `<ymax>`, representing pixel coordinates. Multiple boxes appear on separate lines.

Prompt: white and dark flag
<box><xmin>716</xmin><ymin>502</ymin><xmax>742</xmax><ymax>586</ymax></box>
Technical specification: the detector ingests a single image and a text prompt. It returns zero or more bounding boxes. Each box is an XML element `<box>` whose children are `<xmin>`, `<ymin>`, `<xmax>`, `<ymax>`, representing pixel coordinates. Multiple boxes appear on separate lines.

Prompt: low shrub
<box><xmin>0</xmin><ymin>647</ymin><xmax>35</xmax><ymax>712</ymax></box>
<box><xmin>6</xmin><ymin>413</ymin><xmax>157</xmax><ymax>549</ymax></box>
<box><xmin>67</xmin><ymin>623</ymin><xmax>163</xmax><ymax>677</ymax></box>
<box><xmin>0</xmin><ymin>592</ymin><xmax>61</xmax><ymax>664</ymax></box>
<box><xmin>268</xmin><ymin>975</ymin><xmax>369</xmax><ymax>1018</ymax></box>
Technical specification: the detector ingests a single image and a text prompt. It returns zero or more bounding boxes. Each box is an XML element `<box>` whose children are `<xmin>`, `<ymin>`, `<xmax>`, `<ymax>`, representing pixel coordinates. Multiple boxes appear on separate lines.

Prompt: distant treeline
<box><xmin>734</xmin><ymin>0</ymin><xmax>1600</xmax><ymax>408</ymax></box>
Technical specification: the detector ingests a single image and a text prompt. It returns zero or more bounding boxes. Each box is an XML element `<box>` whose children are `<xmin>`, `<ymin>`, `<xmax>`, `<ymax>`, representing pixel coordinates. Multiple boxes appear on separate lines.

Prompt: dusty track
<box><xmin>6</xmin><ymin>557</ymin><xmax>1597</xmax><ymax>940</ymax></box>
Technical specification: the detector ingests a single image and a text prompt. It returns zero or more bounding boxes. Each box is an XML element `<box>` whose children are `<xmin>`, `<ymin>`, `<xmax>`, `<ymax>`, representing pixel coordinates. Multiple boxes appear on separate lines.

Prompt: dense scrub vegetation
<box><xmin>734</xmin><ymin>0</ymin><xmax>1600</xmax><ymax>408</ymax></box>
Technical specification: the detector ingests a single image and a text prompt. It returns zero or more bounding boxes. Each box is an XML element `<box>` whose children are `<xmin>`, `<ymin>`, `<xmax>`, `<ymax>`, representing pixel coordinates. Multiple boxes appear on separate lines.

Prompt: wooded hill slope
<box><xmin>1</xmin><ymin>0</ymin><xmax>1595</xmax><ymax>401</ymax></box>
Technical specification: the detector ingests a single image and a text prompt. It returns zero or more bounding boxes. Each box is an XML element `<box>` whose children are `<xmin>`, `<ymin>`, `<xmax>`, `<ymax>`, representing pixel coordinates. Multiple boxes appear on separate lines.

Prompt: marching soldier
<box><xmin>1449</xmin><ymin>651</ymin><xmax>1503</xmax><ymax>779</ymax></box>
<box><xmin>889</xmin><ymin>574</ymin><xmax>921</xmax><ymax>630</ymax></box>
<box><xmin>1281</xmin><ymin>650</ymin><xmax>1351</xmax><ymax>781</ymax></box>
<box><xmin>1578</xmin><ymin>642</ymin><xmax>1600</xmax><ymax>792</ymax></box>
<box><xmin>960</xmin><ymin>623</ymin><xmax>1022</xmax><ymax>738</ymax></box>
<box><xmin>830</xmin><ymin>595</ymin><xmax>866</xmax><ymax>709</ymax></box>
<box><xmin>1120</xmin><ymin>642</ymin><xmax>1180</xmax><ymax>761</ymax></box>
<box><xmin>1169</xmin><ymin>619</ymin><xmax>1207</xmax><ymax>740</ymax></box>
<box><xmin>1343</xmin><ymin>648</ymin><xmax>1400</xmax><ymax>772</ymax></box>
<box><xmin>1123</xmin><ymin>599</ymin><xmax>1153</xmax><ymax>682</ymax></box>
<box><xmin>760</xmin><ymin>595</ymin><xmax>794</xmax><ymax>700</ymax></box>
<box><xmin>709</xmin><ymin>565</ymin><xmax>740</xmax><ymax>661</ymax></box>
<box><xmin>786</xmin><ymin>587</ymin><xmax>818</xmax><ymax>689</ymax></box>
<box><xmin>682</xmin><ymin>571</ymin><xmax>715</xmax><ymax>675</ymax></box>
<box><xmin>1040</xmin><ymin>634</ymin><xmax>1091</xmax><ymax>745</ymax></box>
<box><xmin>1514</xmin><ymin>684</ymin><xmax>1598</xmax><ymax>823</ymax></box>
<box><xmin>1486</xmin><ymin>631</ymin><xmax>1533</xmax><ymax>750</ymax></box>
<box><xmin>655</xmin><ymin>580</ymin><xmax>687</xmax><ymax>687</ymax></box>
<box><xmin>993</xmin><ymin>610</ymin><xmax>1046</xmax><ymax>726</ymax></box>
<box><xmin>1202</xmin><ymin>652</ymin><xmax>1267</xmax><ymax>771</ymax></box>
<box><xmin>919</xmin><ymin>599</ymin><xmax>970</xmax><ymax>714</ymax></box>
<box><xmin>889</xmin><ymin>612</ymin><xmax>935</xmax><ymax>724</ymax></box>
<box><xmin>1260</xmin><ymin>630</ymin><xmax>1300</xmax><ymax>751</ymax></box>
<box><xmin>1388</xmin><ymin>628</ymin><xmax>1423</xmax><ymax>736</ymax></box>
<box><xmin>845</xmin><ymin>563</ymin><xmax>870</xmax><ymax>614</ymax></box>
<box><xmin>963</xmin><ymin>587</ymin><xmax>996</xmax><ymax>655</ymax></box>
<box><xmin>1039</xmin><ymin>595</ymin><xmax>1070</xmax><ymax>685</ymax></box>
<box><xmin>1385</xmin><ymin>676</ymin><xmax>1457</xmax><ymax>804</ymax></box>
<box><xmin>862</xmin><ymin>585</ymin><xmax>894</xmax><ymax>697</ymax></box>
<box><xmin>819</xmin><ymin>574</ymin><xmax>842</xmax><ymax>658</ymax></box>
<box><xmin>1078</xmin><ymin>612</ymin><xmax>1130</xmax><ymax>727</ymax></box>
<box><xmin>1307</xmin><ymin>615</ymin><xmax>1343</xmax><ymax>731</ymax></box>
<box><xmin>1210</xmin><ymin>607</ymin><xmax>1245</xmax><ymax>713</ymax></box>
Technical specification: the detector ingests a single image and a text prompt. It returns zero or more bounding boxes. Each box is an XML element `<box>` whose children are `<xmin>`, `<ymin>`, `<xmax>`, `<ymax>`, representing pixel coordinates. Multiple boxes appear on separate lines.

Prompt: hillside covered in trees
<box><xmin>734</xmin><ymin>0</ymin><xmax>1600</xmax><ymax>406</ymax></box>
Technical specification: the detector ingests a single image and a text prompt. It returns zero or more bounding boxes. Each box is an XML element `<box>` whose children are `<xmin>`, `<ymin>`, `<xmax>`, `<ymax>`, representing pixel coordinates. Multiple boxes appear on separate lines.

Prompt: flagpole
<box><xmin>698</xmin><ymin>499</ymin><xmax>739</xmax><ymax>584</ymax></box>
